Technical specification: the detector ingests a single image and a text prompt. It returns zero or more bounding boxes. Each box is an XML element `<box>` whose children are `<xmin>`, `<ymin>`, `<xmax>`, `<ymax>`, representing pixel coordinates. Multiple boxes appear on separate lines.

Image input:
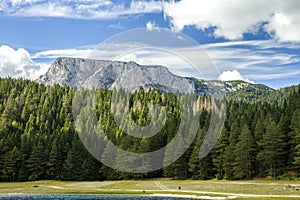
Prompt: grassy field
<box><xmin>0</xmin><ymin>179</ymin><xmax>300</xmax><ymax>199</ymax></box>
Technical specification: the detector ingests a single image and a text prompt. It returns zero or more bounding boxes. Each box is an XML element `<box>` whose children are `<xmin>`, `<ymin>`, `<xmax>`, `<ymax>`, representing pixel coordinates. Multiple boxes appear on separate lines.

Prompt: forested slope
<box><xmin>0</xmin><ymin>78</ymin><xmax>299</xmax><ymax>182</ymax></box>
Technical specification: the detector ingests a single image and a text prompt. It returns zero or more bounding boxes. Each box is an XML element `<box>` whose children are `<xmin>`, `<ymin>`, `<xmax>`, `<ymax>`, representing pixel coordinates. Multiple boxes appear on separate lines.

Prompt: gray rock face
<box><xmin>37</xmin><ymin>57</ymin><xmax>273</xmax><ymax>95</ymax></box>
<box><xmin>37</xmin><ymin>57</ymin><xmax>198</xmax><ymax>93</ymax></box>
<box><xmin>38</xmin><ymin>58</ymin><xmax>114</xmax><ymax>88</ymax></box>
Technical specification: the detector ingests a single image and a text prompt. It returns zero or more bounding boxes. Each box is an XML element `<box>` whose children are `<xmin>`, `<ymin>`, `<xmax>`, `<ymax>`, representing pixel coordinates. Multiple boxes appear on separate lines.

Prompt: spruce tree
<box><xmin>27</xmin><ymin>144</ymin><xmax>47</xmax><ymax>181</ymax></box>
<box><xmin>212</xmin><ymin>127</ymin><xmax>229</xmax><ymax>180</ymax></box>
<box><xmin>1</xmin><ymin>146</ymin><xmax>20</xmax><ymax>181</ymax></box>
<box><xmin>223</xmin><ymin>121</ymin><xmax>240</xmax><ymax>180</ymax></box>
<box><xmin>47</xmin><ymin>139</ymin><xmax>62</xmax><ymax>180</ymax></box>
<box><xmin>291</xmin><ymin>109</ymin><xmax>300</xmax><ymax>169</ymax></box>
<box><xmin>257</xmin><ymin>121</ymin><xmax>286</xmax><ymax>179</ymax></box>
<box><xmin>234</xmin><ymin>124</ymin><xmax>257</xmax><ymax>179</ymax></box>
<box><xmin>63</xmin><ymin>136</ymin><xmax>85</xmax><ymax>181</ymax></box>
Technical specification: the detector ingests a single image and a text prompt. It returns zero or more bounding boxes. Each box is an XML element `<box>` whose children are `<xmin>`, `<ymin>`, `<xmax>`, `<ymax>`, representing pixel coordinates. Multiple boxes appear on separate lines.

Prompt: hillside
<box><xmin>0</xmin><ymin>78</ymin><xmax>299</xmax><ymax>182</ymax></box>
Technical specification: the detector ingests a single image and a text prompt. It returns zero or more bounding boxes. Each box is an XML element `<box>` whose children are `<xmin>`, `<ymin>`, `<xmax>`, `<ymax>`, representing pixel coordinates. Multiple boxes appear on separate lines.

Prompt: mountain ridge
<box><xmin>37</xmin><ymin>57</ymin><xmax>274</xmax><ymax>97</ymax></box>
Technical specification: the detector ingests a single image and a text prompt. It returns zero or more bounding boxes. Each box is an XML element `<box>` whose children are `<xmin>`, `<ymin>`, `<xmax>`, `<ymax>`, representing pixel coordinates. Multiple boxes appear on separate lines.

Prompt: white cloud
<box><xmin>264</xmin><ymin>12</ymin><xmax>300</xmax><ymax>42</ymax></box>
<box><xmin>9</xmin><ymin>0</ymin><xmax>43</xmax><ymax>6</ymax></box>
<box><xmin>116</xmin><ymin>49</ymin><xmax>202</xmax><ymax>77</ymax></box>
<box><xmin>249</xmin><ymin>70</ymin><xmax>300</xmax><ymax>80</ymax></box>
<box><xmin>108</xmin><ymin>22</ymin><xmax>125</xmax><ymax>30</ymax></box>
<box><xmin>33</xmin><ymin>48</ymin><xmax>93</xmax><ymax>59</ymax></box>
<box><xmin>146</xmin><ymin>20</ymin><xmax>158</xmax><ymax>31</ymax></box>
<box><xmin>218</xmin><ymin>70</ymin><xmax>254</xmax><ymax>83</ymax></box>
<box><xmin>0</xmin><ymin>45</ymin><xmax>99</xmax><ymax>80</ymax></box>
<box><xmin>1</xmin><ymin>0</ymin><xmax>163</xmax><ymax>19</ymax></box>
<box><xmin>20</xmin><ymin>2</ymin><xmax>73</xmax><ymax>18</ymax></box>
<box><xmin>87</xmin><ymin>39</ymin><xmax>300</xmax><ymax>82</ymax></box>
<box><xmin>163</xmin><ymin>0</ymin><xmax>300</xmax><ymax>42</ymax></box>
<box><xmin>2</xmin><ymin>39</ymin><xmax>299</xmax><ymax>84</ymax></box>
<box><xmin>202</xmin><ymin>40</ymin><xmax>300</xmax><ymax>81</ymax></box>
<box><xmin>89</xmin><ymin>42</ymin><xmax>215</xmax><ymax>79</ymax></box>
<box><xmin>2</xmin><ymin>0</ymin><xmax>300</xmax><ymax>42</ymax></box>
<box><xmin>0</xmin><ymin>45</ymin><xmax>48</xmax><ymax>79</ymax></box>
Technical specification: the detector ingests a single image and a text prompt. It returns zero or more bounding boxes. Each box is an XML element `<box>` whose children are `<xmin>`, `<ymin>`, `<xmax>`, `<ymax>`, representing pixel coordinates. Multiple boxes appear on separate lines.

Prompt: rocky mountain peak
<box><xmin>37</xmin><ymin>57</ymin><xmax>274</xmax><ymax>97</ymax></box>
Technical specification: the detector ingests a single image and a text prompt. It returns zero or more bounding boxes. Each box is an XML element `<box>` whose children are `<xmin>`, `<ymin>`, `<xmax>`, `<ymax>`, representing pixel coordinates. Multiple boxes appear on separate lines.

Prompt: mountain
<box><xmin>37</xmin><ymin>57</ymin><xmax>274</xmax><ymax>97</ymax></box>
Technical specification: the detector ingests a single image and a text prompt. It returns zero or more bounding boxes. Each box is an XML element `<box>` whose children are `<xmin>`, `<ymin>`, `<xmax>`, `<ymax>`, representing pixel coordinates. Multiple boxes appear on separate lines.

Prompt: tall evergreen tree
<box><xmin>212</xmin><ymin>127</ymin><xmax>229</xmax><ymax>180</ymax></box>
<box><xmin>1</xmin><ymin>146</ymin><xmax>20</xmax><ymax>181</ymax></box>
<box><xmin>27</xmin><ymin>144</ymin><xmax>47</xmax><ymax>181</ymax></box>
<box><xmin>223</xmin><ymin>121</ymin><xmax>240</xmax><ymax>180</ymax></box>
<box><xmin>0</xmin><ymin>78</ymin><xmax>300</xmax><ymax>181</ymax></box>
<box><xmin>257</xmin><ymin>121</ymin><xmax>286</xmax><ymax>179</ymax></box>
<box><xmin>234</xmin><ymin>124</ymin><xmax>257</xmax><ymax>179</ymax></box>
<box><xmin>63</xmin><ymin>136</ymin><xmax>85</xmax><ymax>181</ymax></box>
<box><xmin>290</xmin><ymin>109</ymin><xmax>300</xmax><ymax>169</ymax></box>
<box><xmin>47</xmin><ymin>139</ymin><xmax>62</xmax><ymax>180</ymax></box>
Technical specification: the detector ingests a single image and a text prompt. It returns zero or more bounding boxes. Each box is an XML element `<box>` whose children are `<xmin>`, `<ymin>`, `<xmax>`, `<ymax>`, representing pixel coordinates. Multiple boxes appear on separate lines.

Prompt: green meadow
<box><xmin>0</xmin><ymin>179</ymin><xmax>300</xmax><ymax>199</ymax></box>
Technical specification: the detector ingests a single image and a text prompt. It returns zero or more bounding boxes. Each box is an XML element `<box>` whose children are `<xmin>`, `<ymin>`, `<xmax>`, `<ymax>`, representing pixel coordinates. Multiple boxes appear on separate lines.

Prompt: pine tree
<box><xmin>290</xmin><ymin>109</ymin><xmax>300</xmax><ymax>169</ymax></box>
<box><xmin>1</xmin><ymin>146</ymin><xmax>20</xmax><ymax>181</ymax></box>
<box><xmin>189</xmin><ymin>129</ymin><xmax>214</xmax><ymax>180</ymax></box>
<box><xmin>27</xmin><ymin>144</ymin><xmax>47</xmax><ymax>181</ymax></box>
<box><xmin>223</xmin><ymin>121</ymin><xmax>240</xmax><ymax>180</ymax></box>
<box><xmin>100</xmin><ymin>140</ymin><xmax>119</xmax><ymax>180</ymax></box>
<box><xmin>163</xmin><ymin>126</ymin><xmax>190</xmax><ymax>180</ymax></box>
<box><xmin>234</xmin><ymin>124</ymin><xmax>257</xmax><ymax>179</ymax></box>
<box><xmin>212</xmin><ymin>127</ymin><xmax>229</xmax><ymax>180</ymax></box>
<box><xmin>63</xmin><ymin>136</ymin><xmax>85</xmax><ymax>181</ymax></box>
<box><xmin>188</xmin><ymin>143</ymin><xmax>200</xmax><ymax>180</ymax></box>
<box><xmin>254</xmin><ymin>118</ymin><xmax>267</xmax><ymax>178</ymax></box>
<box><xmin>0</xmin><ymin>78</ymin><xmax>300</xmax><ymax>181</ymax></box>
<box><xmin>81</xmin><ymin>154</ymin><xmax>101</xmax><ymax>181</ymax></box>
<box><xmin>47</xmin><ymin>139</ymin><xmax>62</xmax><ymax>180</ymax></box>
<box><xmin>257</xmin><ymin>121</ymin><xmax>286</xmax><ymax>179</ymax></box>
<box><xmin>254</xmin><ymin>118</ymin><xmax>266</xmax><ymax>142</ymax></box>
<box><xmin>197</xmin><ymin>155</ymin><xmax>214</xmax><ymax>180</ymax></box>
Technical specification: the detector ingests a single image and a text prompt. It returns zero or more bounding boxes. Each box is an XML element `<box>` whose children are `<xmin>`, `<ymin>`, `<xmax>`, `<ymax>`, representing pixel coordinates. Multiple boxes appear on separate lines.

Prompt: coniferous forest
<box><xmin>0</xmin><ymin>77</ymin><xmax>300</xmax><ymax>182</ymax></box>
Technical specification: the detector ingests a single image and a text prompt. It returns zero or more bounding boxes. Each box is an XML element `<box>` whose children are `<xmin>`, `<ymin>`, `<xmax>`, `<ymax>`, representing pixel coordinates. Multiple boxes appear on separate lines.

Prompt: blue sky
<box><xmin>0</xmin><ymin>0</ymin><xmax>300</xmax><ymax>89</ymax></box>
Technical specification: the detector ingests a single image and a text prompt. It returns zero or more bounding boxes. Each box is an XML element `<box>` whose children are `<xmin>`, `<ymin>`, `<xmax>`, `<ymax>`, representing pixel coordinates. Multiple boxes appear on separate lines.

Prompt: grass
<box><xmin>0</xmin><ymin>179</ymin><xmax>300</xmax><ymax>199</ymax></box>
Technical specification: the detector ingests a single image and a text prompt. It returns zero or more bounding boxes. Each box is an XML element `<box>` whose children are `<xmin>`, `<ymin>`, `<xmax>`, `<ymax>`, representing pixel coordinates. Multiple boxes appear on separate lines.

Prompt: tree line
<box><xmin>0</xmin><ymin>77</ymin><xmax>299</xmax><ymax>181</ymax></box>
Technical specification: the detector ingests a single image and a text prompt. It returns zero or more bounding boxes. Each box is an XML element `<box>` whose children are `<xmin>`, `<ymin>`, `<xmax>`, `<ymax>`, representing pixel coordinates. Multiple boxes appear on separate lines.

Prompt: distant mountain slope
<box><xmin>37</xmin><ymin>57</ymin><xmax>274</xmax><ymax>98</ymax></box>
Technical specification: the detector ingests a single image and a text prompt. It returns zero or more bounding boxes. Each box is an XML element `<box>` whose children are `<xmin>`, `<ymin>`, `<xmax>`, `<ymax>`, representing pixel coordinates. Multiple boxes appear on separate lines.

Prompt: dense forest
<box><xmin>0</xmin><ymin>78</ymin><xmax>299</xmax><ymax>182</ymax></box>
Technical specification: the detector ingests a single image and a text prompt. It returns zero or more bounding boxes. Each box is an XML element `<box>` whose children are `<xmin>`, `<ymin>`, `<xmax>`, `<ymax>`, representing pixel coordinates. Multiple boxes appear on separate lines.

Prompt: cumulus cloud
<box><xmin>163</xmin><ymin>0</ymin><xmax>300</xmax><ymax>42</ymax></box>
<box><xmin>0</xmin><ymin>45</ymin><xmax>48</xmax><ymax>79</ymax></box>
<box><xmin>264</xmin><ymin>12</ymin><xmax>300</xmax><ymax>42</ymax></box>
<box><xmin>218</xmin><ymin>70</ymin><xmax>254</xmax><ymax>83</ymax></box>
<box><xmin>1</xmin><ymin>0</ymin><xmax>300</xmax><ymax>42</ymax></box>
<box><xmin>0</xmin><ymin>45</ymin><xmax>98</xmax><ymax>80</ymax></box>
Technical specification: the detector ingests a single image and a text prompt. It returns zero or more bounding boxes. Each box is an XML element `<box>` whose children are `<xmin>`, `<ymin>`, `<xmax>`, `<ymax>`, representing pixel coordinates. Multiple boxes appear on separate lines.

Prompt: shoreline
<box><xmin>1</xmin><ymin>180</ymin><xmax>300</xmax><ymax>199</ymax></box>
<box><xmin>150</xmin><ymin>194</ymin><xmax>226</xmax><ymax>199</ymax></box>
<box><xmin>0</xmin><ymin>193</ymin><xmax>226</xmax><ymax>200</ymax></box>
<box><xmin>2</xmin><ymin>192</ymin><xmax>300</xmax><ymax>200</ymax></box>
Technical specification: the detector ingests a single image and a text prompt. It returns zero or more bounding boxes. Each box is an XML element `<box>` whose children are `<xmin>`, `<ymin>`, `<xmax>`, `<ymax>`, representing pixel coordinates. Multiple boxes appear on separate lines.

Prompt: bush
<box><xmin>277</xmin><ymin>173</ymin><xmax>295</xmax><ymax>180</ymax></box>
<box><xmin>28</xmin><ymin>173</ymin><xmax>39</xmax><ymax>181</ymax></box>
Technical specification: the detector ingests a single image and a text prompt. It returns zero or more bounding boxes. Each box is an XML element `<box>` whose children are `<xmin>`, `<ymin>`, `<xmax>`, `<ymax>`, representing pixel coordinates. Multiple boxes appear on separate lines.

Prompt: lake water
<box><xmin>0</xmin><ymin>194</ymin><xmax>204</xmax><ymax>200</ymax></box>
